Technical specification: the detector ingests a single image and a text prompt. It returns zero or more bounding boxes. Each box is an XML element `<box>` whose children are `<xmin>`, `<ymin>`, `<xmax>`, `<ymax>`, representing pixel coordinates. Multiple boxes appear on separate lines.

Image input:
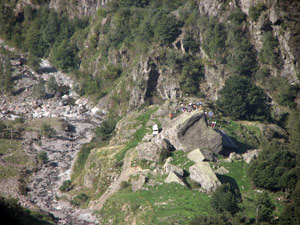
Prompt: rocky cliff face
<box><xmin>239</xmin><ymin>0</ymin><xmax>300</xmax><ymax>83</ymax></box>
<box><xmin>196</xmin><ymin>0</ymin><xmax>300</xmax><ymax>100</ymax></box>
<box><xmin>49</xmin><ymin>0</ymin><xmax>110</xmax><ymax>18</ymax></box>
<box><xmin>76</xmin><ymin>0</ymin><xmax>299</xmax><ymax>112</ymax></box>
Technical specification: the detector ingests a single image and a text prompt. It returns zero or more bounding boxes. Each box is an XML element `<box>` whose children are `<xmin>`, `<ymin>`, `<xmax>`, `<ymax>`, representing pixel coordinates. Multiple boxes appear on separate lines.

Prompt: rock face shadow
<box><xmin>39</xmin><ymin>66</ymin><xmax>58</xmax><ymax>73</ymax></box>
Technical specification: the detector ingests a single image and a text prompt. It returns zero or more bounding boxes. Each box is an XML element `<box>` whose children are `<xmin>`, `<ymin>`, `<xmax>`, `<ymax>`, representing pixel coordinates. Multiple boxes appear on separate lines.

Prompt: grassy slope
<box><xmin>0</xmin><ymin>139</ymin><xmax>29</xmax><ymax>179</ymax></box>
<box><xmin>96</xmin><ymin>114</ymin><xmax>284</xmax><ymax>224</ymax></box>
<box><xmin>100</xmin><ymin>180</ymin><xmax>212</xmax><ymax>225</ymax></box>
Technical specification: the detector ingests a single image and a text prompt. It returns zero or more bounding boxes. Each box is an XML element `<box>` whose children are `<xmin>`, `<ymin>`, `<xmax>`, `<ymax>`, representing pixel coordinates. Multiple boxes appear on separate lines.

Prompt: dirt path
<box><xmin>91</xmin><ymin>148</ymin><xmax>140</xmax><ymax>211</ymax></box>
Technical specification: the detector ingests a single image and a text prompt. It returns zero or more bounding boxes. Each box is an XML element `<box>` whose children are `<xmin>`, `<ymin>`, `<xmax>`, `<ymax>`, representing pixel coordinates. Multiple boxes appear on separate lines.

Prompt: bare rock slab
<box><xmin>189</xmin><ymin>162</ymin><xmax>221</xmax><ymax>192</ymax></box>
<box><xmin>132</xmin><ymin>174</ymin><xmax>146</xmax><ymax>192</ymax></box>
<box><xmin>165</xmin><ymin>171</ymin><xmax>186</xmax><ymax>186</ymax></box>
<box><xmin>154</xmin><ymin>111</ymin><xmax>223</xmax><ymax>154</ymax></box>
<box><xmin>163</xmin><ymin>157</ymin><xmax>184</xmax><ymax>176</ymax></box>
<box><xmin>187</xmin><ymin>148</ymin><xmax>205</xmax><ymax>163</ymax></box>
<box><xmin>137</xmin><ymin>142</ymin><xmax>162</xmax><ymax>162</ymax></box>
<box><xmin>215</xmin><ymin>166</ymin><xmax>229</xmax><ymax>175</ymax></box>
<box><xmin>242</xmin><ymin>149</ymin><xmax>261</xmax><ymax>164</ymax></box>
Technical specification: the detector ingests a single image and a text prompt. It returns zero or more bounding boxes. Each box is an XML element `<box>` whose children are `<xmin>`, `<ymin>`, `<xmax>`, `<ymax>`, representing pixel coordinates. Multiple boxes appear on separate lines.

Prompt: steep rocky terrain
<box><xmin>0</xmin><ymin>42</ymin><xmax>101</xmax><ymax>224</ymax></box>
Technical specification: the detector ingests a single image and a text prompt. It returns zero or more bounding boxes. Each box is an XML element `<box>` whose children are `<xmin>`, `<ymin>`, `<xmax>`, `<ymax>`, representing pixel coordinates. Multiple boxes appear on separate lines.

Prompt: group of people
<box><xmin>168</xmin><ymin>101</ymin><xmax>217</xmax><ymax>129</ymax></box>
<box><xmin>169</xmin><ymin>101</ymin><xmax>204</xmax><ymax>119</ymax></box>
<box><xmin>180</xmin><ymin>102</ymin><xmax>203</xmax><ymax>113</ymax></box>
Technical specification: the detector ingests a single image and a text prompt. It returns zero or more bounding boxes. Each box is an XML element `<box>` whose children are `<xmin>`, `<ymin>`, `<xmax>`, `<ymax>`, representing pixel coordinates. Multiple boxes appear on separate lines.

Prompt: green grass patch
<box><xmin>216</xmin><ymin>160</ymin><xmax>282</xmax><ymax>219</ymax></box>
<box><xmin>0</xmin><ymin>138</ymin><xmax>31</xmax><ymax>179</ymax></box>
<box><xmin>71</xmin><ymin>142</ymin><xmax>96</xmax><ymax>181</ymax></box>
<box><xmin>24</xmin><ymin>118</ymin><xmax>63</xmax><ymax>132</ymax></box>
<box><xmin>0</xmin><ymin>139</ymin><xmax>20</xmax><ymax>154</ymax></box>
<box><xmin>100</xmin><ymin>182</ymin><xmax>213</xmax><ymax>225</ymax></box>
<box><xmin>171</xmin><ymin>150</ymin><xmax>194</xmax><ymax>171</ymax></box>
<box><xmin>114</xmin><ymin>126</ymin><xmax>147</xmax><ymax>162</ymax></box>
<box><xmin>0</xmin><ymin>165</ymin><xmax>18</xmax><ymax>179</ymax></box>
<box><xmin>216</xmin><ymin>119</ymin><xmax>262</xmax><ymax>153</ymax></box>
<box><xmin>114</xmin><ymin>107</ymin><xmax>159</xmax><ymax>163</ymax></box>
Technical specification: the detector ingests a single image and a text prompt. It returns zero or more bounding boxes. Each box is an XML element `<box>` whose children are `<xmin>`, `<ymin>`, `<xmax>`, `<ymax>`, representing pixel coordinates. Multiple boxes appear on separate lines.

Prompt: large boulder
<box><xmin>136</xmin><ymin>142</ymin><xmax>162</xmax><ymax>162</ymax></box>
<box><xmin>215</xmin><ymin>129</ymin><xmax>238</xmax><ymax>149</ymax></box>
<box><xmin>153</xmin><ymin>111</ymin><xmax>223</xmax><ymax>154</ymax></box>
<box><xmin>132</xmin><ymin>174</ymin><xmax>147</xmax><ymax>192</ymax></box>
<box><xmin>187</xmin><ymin>148</ymin><xmax>206</xmax><ymax>163</ymax></box>
<box><xmin>137</xmin><ymin>135</ymin><xmax>174</xmax><ymax>162</ymax></box>
<box><xmin>165</xmin><ymin>171</ymin><xmax>186</xmax><ymax>186</ymax></box>
<box><xmin>189</xmin><ymin>162</ymin><xmax>221</xmax><ymax>192</ymax></box>
<box><xmin>163</xmin><ymin>157</ymin><xmax>184</xmax><ymax>176</ymax></box>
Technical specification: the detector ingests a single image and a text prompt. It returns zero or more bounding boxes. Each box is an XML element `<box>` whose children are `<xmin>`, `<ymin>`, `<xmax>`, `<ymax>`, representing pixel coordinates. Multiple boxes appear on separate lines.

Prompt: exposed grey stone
<box><xmin>153</xmin><ymin>111</ymin><xmax>223</xmax><ymax>155</ymax></box>
<box><xmin>163</xmin><ymin>159</ymin><xmax>184</xmax><ymax>176</ymax></box>
<box><xmin>221</xmin><ymin>158</ymin><xmax>233</xmax><ymax>163</ymax></box>
<box><xmin>215</xmin><ymin>166</ymin><xmax>229</xmax><ymax>175</ymax></box>
<box><xmin>189</xmin><ymin>162</ymin><xmax>221</xmax><ymax>192</ymax></box>
<box><xmin>165</xmin><ymin>171</ymin><xmax>185</xmax><ymax>186</ymax></box>
<box><xmin>187</xmin><ymin>149</ymin><xmax>205</xmax><ymax>163</ymax></box>
<box><xmin>132</xmin><ymin>174</ymin><xmax>146</xmax><ymax>192</ymax></box>
<box><xmin>142</xmin><ymin>134</ymin><xmax>153</xmax><ymax>142</ymax></box>
<box><xmin>229</xmin><ymin>152</ymin><xmax>242</xmax><ymax>160</ymax></box>
<box><xmin>257</xmin><ymin>124</ymin><xmax>288</xmax><ymax>141</ymax></box>
<box><xmin>242</xmin><ymin>149</ymin><xmax>261</xmax><ymax>164</ymax></box>
<box><xmin>136</xmin><ymin>142</ymin><xmax>162</xmax><ymax>162</ymax></box>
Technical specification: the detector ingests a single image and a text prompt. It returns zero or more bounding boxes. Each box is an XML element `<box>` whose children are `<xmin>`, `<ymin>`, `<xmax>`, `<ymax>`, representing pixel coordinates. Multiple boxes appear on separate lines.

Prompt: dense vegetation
<box><xmin>0</xmin><ymin>52</ymin><xmax>13</xmax><ymax>94</ymax></box>
<box><xmin>216</xmin><ymin>75</ymin><xmax>270</xmax><ymax>121</ymax></box>
<box><xmin>0</xmin><ymin>1</ymin><xmax>88</xmax><ymax>72</ymax></box>
<box><xmin>0</xmin><ymin>196</ymin><xmax>54</xmax><ymax>225</ymax></box>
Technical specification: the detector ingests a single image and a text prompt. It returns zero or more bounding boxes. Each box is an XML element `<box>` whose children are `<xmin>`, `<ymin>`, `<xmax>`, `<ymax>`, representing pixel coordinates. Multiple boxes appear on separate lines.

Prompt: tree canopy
<box><xmin>217</xmin><ymin>75</ymin><xmax>270</xmax><ymax>121</ymax></box>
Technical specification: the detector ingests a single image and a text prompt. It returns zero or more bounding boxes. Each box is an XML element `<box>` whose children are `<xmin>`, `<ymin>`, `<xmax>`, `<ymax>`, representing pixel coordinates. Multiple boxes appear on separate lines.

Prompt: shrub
<box><xmin>288</xmin><ymin>111</ymin><xmax>300</xmax><ymax>152</ymax></box>
<box><xmin>103</xmin><ymin>65</ymin><xmax>122</xmax><ymax>80</ymax></box>
<box><xmin>32</xmin><ymin>79</ymin><xmax>47</xmax><ymax>99</ymax></box>
<box><xmin>267</xmin><ymin>77</ymin><xmax>298</xmax><ymax>108</ymax></box>
<box><xmin>179</xmin><ymin>58</ymin><xmax>203</xmax><ymax>95</ymax></box>
<box><xmin>276</xmin><ymin>81</ymin><xmax>298</xmax><ymax>108</ymax></box>
<box><xmin>0</xmin><ymin>58</ymin><xmax>13</xmax><ymax>94</ymax></box>
<box><xmin>120</xmin><ymin>181</ymin><xmax>131</xmax><ymax>189</ymax></box>
<box><xmin>201</xmin><ymin>17</ymin><xmax>226</xmax><ymax>61</ymax></box>
<box><xmin>37</xmin><ymin>151</ymin><xmax>48</xmax><ymax>163</ymax></box>
<box><xmin>152</xmin><ymin>11</ymin><xmax>182</xmax><ymax>46</ymax></box>
<box><xmin>255</xmin><ymin>66</ymin><xmax>270</xmax><ymax>81</ymax></box>
<box><xmin>59</xmin><ymin>180</ymin><xmax>72</xmax><ymax>192</ymax></box>
<box><xmin>183</xmin><ymin>32</ymin><xmax>199</xmax><ymax>54</ymax></box>
<box><xmin>228</xmin><ymin>8</ymin><xmax>246</xmax><ymax>24</ymax></box>
<box><xmin>216</xmin><ymin>75</ymin><xmax>270</xmax><ymax>121</ymax></box>
<box><xmin>249</xmin><ymin>3</ymin><xmax>265</xmax><ymax>21</ymax></box>
<box><xmin>211</xmin><ymin>183</ymin><xmax>241</xmax><ymax>214</ymax></box>
<box><xmin>226</xmin><ymin>33</ymin><xmax>257</xmax><ymax>76</ymax></box>
<box><xmin>255</xmin><ymin>192</ymin><xmax>275</xmax><ymax>223</ymax></box>
<box><xmin>70</xmin><ymin>193</ymin><xmax>88</xmax><ymax>207</ymax></box>
<box><xmin>259</xmin><ymin>31</ymin><xmax>279</xmax><ymax>66</ymax></box>
<box><xmin>27</xmin><ymin>55</ymin><xmax>41</xmax><ymax>73</ymax></box>
<box><xmin>72</xmin><ymin>142</ymin><xmax>95</xmax><ymax>180</ymax></box>
<box><xmin>47</xmin><ymin>76</ymin><xmax>58</xmax><ymax>95</ymax></box>
<box><xmin>94</xmin><ymin>117</ymin><xmax>118</xmax><ymax>141</ymax></box>
<box><xmin>40</xmin><ymin>123</ymin><xmax>56</xmax><ymax>138</ymax></box>
<box><xmin>249</xmin><ymin>147</ymin><xmax>297</xmax><ymax>191</ymax></box>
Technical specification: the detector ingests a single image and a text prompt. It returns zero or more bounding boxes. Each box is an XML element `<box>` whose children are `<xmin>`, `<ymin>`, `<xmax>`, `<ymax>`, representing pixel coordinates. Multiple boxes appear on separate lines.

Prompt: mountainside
<box><xmin>0</xmin><ymin>0</ymin><xmax>300</xmax><ymax>225</ymax></box>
